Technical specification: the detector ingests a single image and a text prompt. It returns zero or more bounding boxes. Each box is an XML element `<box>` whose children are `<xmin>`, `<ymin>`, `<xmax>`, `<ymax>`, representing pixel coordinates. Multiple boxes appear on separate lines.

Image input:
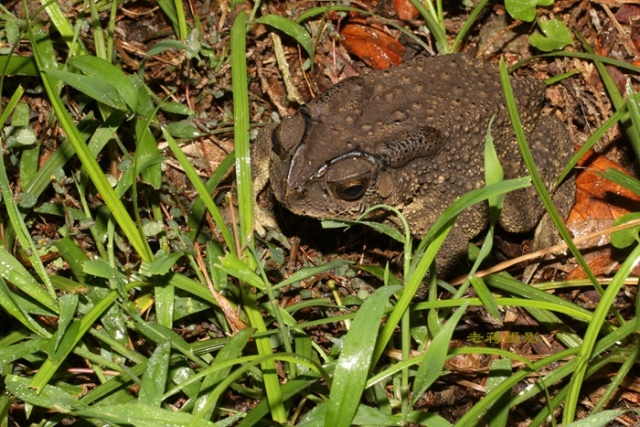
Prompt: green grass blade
<box><xmin>626</xmin><ymin>80</ymin><xmax>640</xmax><ymax>161</ymax></box>
<box><xmin>23</xmin><ymin>114</ymin><xmax>100</xmax><ymax>199</ymax></box>
<box><xmin>163</xmin><ymin>128</ymin><xmax>234</xmax><ymax>251</ymax></box>
<box><xmin>239</xmin><ymin>377</ymin><xmax>320</xmax><ymax>427</ymax></box>
<box><xmin>484</xmin><ymin>358</ymin><xmax>512</xmax><ymax>426</ymax></box>
<box><xmin>217</xmin><ymin>252</ymin><xmax>265</xmax><ymax>289</ymax></box>
<box><xmin>0</xmin><ymin>92</ymin><xmax>57</xmax><ymax>300</ymax></box>
<box><xmin>254</xmin><ymin>15</ymin><xmax>314</xmax><ymax>60</ymax></box>
<box><xmin>566</xmin><ymin>410</ymin><xmax>629</xmax><ymax>427</ymax></box>
<box><xmin>190</xmin><ymin>328</ymin><xmax>253</xmax><ymax>424</ymax></box>
<box><xmin>454</xmin><ymin>348</ymin><xmax>577</xmax><ymax>426</ymax></box>
<box><xmin>0</xmin><ymin>246</ymin><xmax>56</xmax><ymax>311</ymax></box>
<box><xmin>38</xmin><ymin>0</ymin><xmax>85</xmax><ymax>57</ymax></box>
<box><xmin>0</xmin><ymin>337</ymin><xmax>46</xmax><ymax>366</ymax></box>
<box><xmin>589</xmin><ymin>343</ymin><xmax>639</xmax><ymax>415</ymax></box>
<box><xmin>0</xmin><ymin>278</ymin><xmax>51</xmax><ymax>336</ymax></box>
<box><xmin>229</xmin><ymin>1</ymin><xmax>286</xmax><ymax>421</ymax></box>
<box><xmin>414</xmin><ymin>178</ymin><xmax>530</xmax><ymax>261</ymax></box>
<box><xmin>413</xmin><ymin>302</ymin><xmax>469</xmax><ymax>398</ymax></box>
<box><xmin>86</xmin><ymin>0</ymin><xmax>106</xmax><ymax>59</ymax></box>
<box><xmin>157</xmin><ymin>0</ymin><xmax>188</xmax><ymax>40</ymax></box>
<box><xmin>28</xmin><ymin>283</ymin><xmax>124</xmax><ymax>392</ymax></box>
<box><xmin>80</xmin><ymin>361</ymin><xmax>148</xmax><ymax>405</ymax></box>
<box><xmin>372</xmin><ymin>178</ymin><xmax>530</xmax><ymax>365</ymax></box>
<box><xmin>44</xmin><ymin>68</ymin><xmax>129</xmax><ymax>112</ymax></box>
<box><xmin>138</xmin><ymin>340</ymin><xmax>171</xmax><ymax>407</ymax></box>
<box><xmin>0</xmin><ymin>55</ymin><xmax>39</xmax><ymax>76</ymax></box>
<box><xmin>44</xmin><ymin>294</ymin><xmax>77</xmax><ymax>354</ymax></box>
<box><xmin>131</xmin><ymin>317</ymin><xmax>207</xmax><ymax>367</ymax></box>
<box><xmin>0</xmin><ymin>83</ymin><xmax>24</xmax><ymax>125</ymax></box>
<box><xmin>301</xmin><ymin>402</ymin><xmax>403</xmax><ymax>426</ymax></box>
<box><xmin>74</xmin><ymin>403</ymin><xmax>218</xmax><ymax>427</ymax></box>
<box><xmin>407</xmin><ymin>0</ymin><xmax>449</xmax><ymax>53</ymax></box>
<box><xmin>451</xmin><ymin>0</ymin><xmax>489</xmax><ymax>52</ymax></box>
<box><xmin>162</xmin><ymin>352</ymin><xmax>328</xmax><ymax>404</ymax></box>
<box><xmin>28</xmin><ymin>27</ymin><xmax>153</xmax><ymax>262</ymax></box>
<box><xmin>470</xmin><ymin>276</ymin><xmax>501</xmax><ymax>321</ymax></box>
<box><xmin>325</xmin><ymin>286</ymin><xmax>401</xmax><ymax>427</ymax></box>
<box><xmin>557</xmin><ymin>102</ymin><xmax>624</xmax><ymax>184</ymax></box>
<box><xmin>599</xmin><ymin>167</ymin><xmax>640</xmax><ymax>195</ymax></box>
<box><xmin>464</xmin><ymin>117</ymin><xmax>503</xmax><ymax>319</ymax></box>
<box><xmin>273</xmin><ymin>260</ymin><xmax>351</xmax><ymax>290</ymax></box>
<box><xmin>563</xmin><ymin>243</ymin><xmax>640</xmax><ymax>424</ymax></box>
<box><xmin>241</xmin><ymin>290</ymin><xmax>287</xmax><ymax>422</ymax></box>
<box><xmin>498</xmin><ymin>57</ymin><xmax>630</xmax><ymax>424</ymax></box>
<box><xmin>578</xmin><ymin>34</ymin><xmax>640</xmax><ymax>160</ymax></box>
<box><xmin>5</xmin><ymin>375</ymin><xmax>87</xmax><ymax>412</ymax></box>
<box><xmin>186</xmin><ymin>152</ymin><xmax>235</xmax><ymax>240</ymax></box>
<box><xmin>499</xmin><ymin>58</ymin><xmax>605</xmax><ymax>294</ymax></box>
<box><xmin>230</xmin><ymin>2</ymin><xmax>253</xmax><ymax>247</ymax></box>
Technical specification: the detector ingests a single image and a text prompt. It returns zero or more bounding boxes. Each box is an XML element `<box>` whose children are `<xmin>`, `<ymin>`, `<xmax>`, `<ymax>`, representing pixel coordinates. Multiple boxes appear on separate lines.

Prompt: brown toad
<box><xmin>253</xmin><ymin>54</ymin><xmax>574</xmax><ymax>276</ymax></box>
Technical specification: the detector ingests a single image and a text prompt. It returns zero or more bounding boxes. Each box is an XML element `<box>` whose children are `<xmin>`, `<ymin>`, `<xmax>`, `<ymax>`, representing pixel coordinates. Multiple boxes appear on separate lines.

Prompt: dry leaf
<box><xmin>568</xmin><ymin>149</ymin><xmax>640</xmax><ymax>223</ymax></box>
<box><xmin>565</xmin><ymin>149</ymin><xmax>640</xmax><ymax>279</ymax></box>
<box><xmin>341</xmin><ymin>23</ymin><xmax>404</xmax><ymax>69</ymax></box>
<box><xmin>392</xmin><ymin>0</ymin><xmax>419</xmax><ymax>20</ymax></box>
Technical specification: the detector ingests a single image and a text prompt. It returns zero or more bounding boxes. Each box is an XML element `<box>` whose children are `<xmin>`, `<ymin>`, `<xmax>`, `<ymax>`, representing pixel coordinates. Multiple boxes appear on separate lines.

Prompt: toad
<box><xmin>252</xmin><ymin>54</ymin><xmax>574</xmax><ymax>277</ymax></box>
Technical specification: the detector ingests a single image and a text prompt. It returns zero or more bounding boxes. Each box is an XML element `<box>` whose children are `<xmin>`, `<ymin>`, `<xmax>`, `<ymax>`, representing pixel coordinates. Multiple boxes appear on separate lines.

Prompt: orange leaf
<box><xmin>341</xmin><ymin>23</ymin><xmax>404</xmax><ymax>70</ymax></box>
<box><xmin>567</xmin><ymin>149</ymin><xmax>640</xmax><ymax>224</ymax></box>
<box><xmin>565</xmin><ymin>149</ymin><xmax>640</xmax><ymax>279</ymax></box>
<box><xmin>392</xmin><ymin>0</ymin><xmax>419</xmax><ymax>20</ymax></box>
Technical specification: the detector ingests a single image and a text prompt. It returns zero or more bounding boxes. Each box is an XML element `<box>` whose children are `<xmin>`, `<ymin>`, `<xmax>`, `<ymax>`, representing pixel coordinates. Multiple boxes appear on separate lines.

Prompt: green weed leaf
<box><xmin>611</xmin><ymin>213</ymin><xmax>640</xmax><ymax>249</ymax></box>
<box><xmin>0</xmin><ymin>55</ymin><xmax>39</xmax><ymax>75</ymax></box>
<box><xmin>529</xmin><ymin>19</ymin><xmax>573</xmax><ymax>51</ymax></box>
<box><xmin>165</xmin><ymin>121</ymin><xmax>202</xmax><ymax>138</ymax></box>
<box><xmin>139</xmin><ymin>252</ymin><xmax>185</xmax><ymax>277</ymax></box>
<box><xmin>505</xmin><ymin>0</ymin><xmax>553</xmax><ymax>22</ymax></box>
<box><xmin>68</xmin><ymin>56</ymin><xmax>139</xmax><ymax>113</ymax></box>
<box><xmin>44</xmin><ymin>68</ymin><xmax>129</xmax><ymax>112</ymax></box>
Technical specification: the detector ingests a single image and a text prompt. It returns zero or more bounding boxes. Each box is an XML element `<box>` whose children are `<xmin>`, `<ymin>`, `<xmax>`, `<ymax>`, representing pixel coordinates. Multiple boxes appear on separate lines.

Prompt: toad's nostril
<box><xmin>291</xmin><ymin>188</ymin><xmax>308</xmax><ymax>201</ymax></box>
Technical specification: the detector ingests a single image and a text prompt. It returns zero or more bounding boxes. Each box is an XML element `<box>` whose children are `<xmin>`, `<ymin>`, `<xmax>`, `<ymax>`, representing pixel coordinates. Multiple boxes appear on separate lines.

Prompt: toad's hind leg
<box><xmin>498</xmin><ymin>116</ymin><xmax>574</xmax><ymax>234</ymax></box>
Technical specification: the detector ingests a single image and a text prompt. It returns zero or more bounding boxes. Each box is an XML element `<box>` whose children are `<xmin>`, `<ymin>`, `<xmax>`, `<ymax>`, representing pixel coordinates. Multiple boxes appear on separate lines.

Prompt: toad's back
<box><xmin>298</xmin><ymin>54</ymin><xmax>546</xmax><ymax>162</ymax></box>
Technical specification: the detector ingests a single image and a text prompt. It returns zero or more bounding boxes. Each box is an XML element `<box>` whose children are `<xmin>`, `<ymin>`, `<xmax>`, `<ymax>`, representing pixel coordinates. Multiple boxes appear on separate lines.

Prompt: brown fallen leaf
<box><xmin>568</xmin><ymin>149</ymin><xmax>640</xmax><ymax>223</ymax></box>
<box><xmin>340</xmin><ymin>23</ymin><xmax>404</xmax><ymax>70</ymax></box>
<box><xmin>565</xmin><ymin>148</ymin><xmax>640</xmax><ymax>279</ymax></box>
<box><xmin>614</xmin><ymin>4</ymin><xmax>640</xmax><ymax>24</ymax></box>
<box><xmin>392</xmin><ymin>0</ymin><xmax>419</xmax><ymax>20</ymax></box>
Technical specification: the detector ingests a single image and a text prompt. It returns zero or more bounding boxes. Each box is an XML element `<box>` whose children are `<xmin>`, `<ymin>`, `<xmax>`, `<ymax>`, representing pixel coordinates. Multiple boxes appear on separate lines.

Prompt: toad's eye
<box><xmin>323</xmin><ymin>153</ymin><xmax>376</xmax><ymax>202</ymax></box>
<box><xmin>334</xmin><ymin>179</ymin><xmax>368</xmax><ymax>201</ymax></box>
